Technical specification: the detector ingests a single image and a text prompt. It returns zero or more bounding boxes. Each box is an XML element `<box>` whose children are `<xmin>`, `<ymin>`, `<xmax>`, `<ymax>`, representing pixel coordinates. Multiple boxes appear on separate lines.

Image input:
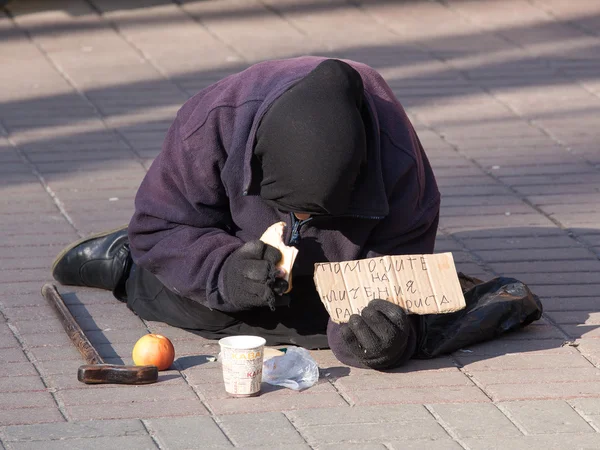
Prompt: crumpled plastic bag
<box><xmin>262</xmin><ymin>347</ymin><xmax>319</xmax><ymax>390</ymax></box>
<box><xmin>415</xmin><ymin>273</ymin><xmax>544</xmax><ymax>359</ymax></box>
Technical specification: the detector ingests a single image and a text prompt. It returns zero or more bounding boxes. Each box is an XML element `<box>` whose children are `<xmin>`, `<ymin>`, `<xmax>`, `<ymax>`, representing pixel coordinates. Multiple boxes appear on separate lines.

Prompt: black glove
<box><xmin>328</xmin><ymin>299</ymin><xmax>416</xmax><ymax>370</ymax></box>
<box><xmin>219</xmin><ymin>240</ymin><xmax>289</xmax><ymax>311</ymax></box>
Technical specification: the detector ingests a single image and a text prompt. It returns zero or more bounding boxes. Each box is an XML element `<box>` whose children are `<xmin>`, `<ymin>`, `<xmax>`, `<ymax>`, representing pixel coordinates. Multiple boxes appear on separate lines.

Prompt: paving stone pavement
<box><xmin>1</xmin><ymin>0</ymin><xmax>600</xmax><ymax>448</ymax></box>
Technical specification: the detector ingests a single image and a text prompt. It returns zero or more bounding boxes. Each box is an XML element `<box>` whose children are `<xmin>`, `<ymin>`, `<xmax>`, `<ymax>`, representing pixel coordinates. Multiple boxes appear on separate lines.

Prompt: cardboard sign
<box><xmin>313</xmin><ymin>252</ymin><xmax>466</xmax><ymax>323</ymax></box>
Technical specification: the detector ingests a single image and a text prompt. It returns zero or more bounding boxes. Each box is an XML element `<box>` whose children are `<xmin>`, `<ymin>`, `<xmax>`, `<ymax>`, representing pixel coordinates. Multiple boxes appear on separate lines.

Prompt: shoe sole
<box><xmin>51</xmin><ymin>224</ymin><xmax>129</xmax><ymax>274</ymax></box>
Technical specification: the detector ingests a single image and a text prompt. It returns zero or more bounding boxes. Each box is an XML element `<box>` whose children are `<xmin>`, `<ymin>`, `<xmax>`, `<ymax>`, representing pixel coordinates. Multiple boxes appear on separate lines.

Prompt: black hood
<box><xmin>254</xmin><ymin>59</ymin><xmax>367</xmax><ymax>216</ymax></box>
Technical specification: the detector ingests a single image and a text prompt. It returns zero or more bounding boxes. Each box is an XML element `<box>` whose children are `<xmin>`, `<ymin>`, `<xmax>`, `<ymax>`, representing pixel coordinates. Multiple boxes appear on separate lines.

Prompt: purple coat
<box><xmin>128</xmin><ymin>56</ymin><xmax>440</xmax><ymax>315</ymax></box>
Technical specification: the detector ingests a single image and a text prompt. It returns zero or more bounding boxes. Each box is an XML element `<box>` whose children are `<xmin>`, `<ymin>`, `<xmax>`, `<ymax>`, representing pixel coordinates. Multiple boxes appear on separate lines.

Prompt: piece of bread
<box><xmin>263</xmin><ymin>347</ymin><xmax>285</xmax><ymax>361</ymax></box>
<box><xmin>260</xmin><ymin>221</ymin><xmax>298</xmax><ymax>293</ymax></box>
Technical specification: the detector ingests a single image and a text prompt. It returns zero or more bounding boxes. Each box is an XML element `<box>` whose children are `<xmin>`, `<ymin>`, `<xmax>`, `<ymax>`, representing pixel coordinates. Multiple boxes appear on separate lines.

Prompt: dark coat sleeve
<box><xmin>128</xmin><ymin>115</ymin><xmax>243</xmax><ymax>311</ymax></box>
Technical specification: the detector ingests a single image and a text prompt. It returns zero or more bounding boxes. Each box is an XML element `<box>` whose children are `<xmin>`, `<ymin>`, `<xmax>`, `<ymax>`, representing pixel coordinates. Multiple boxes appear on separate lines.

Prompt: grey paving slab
<box><xmin>2</xmin><ymin>362</ymin><xmax>38</xmax><ymax>378</ymax></box>
<box><xmin>217</xmin><ymin>412</ymin><xmax>306</xmax><ymax>447</ymax></box>
<box><xmin>487</xmin><ymin>382</ymin><xmax>600</xmax><ymax>402</ymax></box>
<box><xmin>513</xmin><ymin>272</ymin><xmax>600</xmax><ymax>286</ymax></box>
<box><xmin>27</xmin><ymin>344</ymin><xmax>84</xmax><ymax>363</ymax></box>
<box><xmin>490</xmin><ymin>259</ymin><xmax>600</xmax><ymax>274</ymax></box>
<box><xmin>0</xmin><ymin>348</ymin><xmax>29</xmax><ymax>364</ymax></box>
<box><xmin>57</xmin><ymin>384</ymin><xmax>199</xmax><ymax>407</ymax></box>
<box><xmin>453</xmin><ymin>338</ymin><xmax>571</xmax><ymax>356</ymax></box>
<box><xmin>334</xmin><ymin>370</ymin><xmax>472</xmax><ymax>391</ymax></box>
<box><xmin>440</xmin><ymin>203</ymin><xmax>537</xmax><ymax>217</ymax></box>
<box><xmin>0</xmin><ymin>392</ymin><xmax>56</xmax><ymax>410</ymax></box>
<box><xmin>236</xmin><ymin>446</ymin><xmax>311</xmax><ymax>450</ymax></box>
<box><xmin>570</xmin><ymin>398</ymin><xmax>600</xmax><ymax>430</ymax></box>
<box><xmin>564</xmin><ymin>325</ymin><xmax>600</xmax><ymax>340</ymax></box>
<box><xmin>571</xmin><ymin>398</ymin><xmax>600</xmax><ymax>416</ymax></box>
<box><xmin>315</xmin><ymin>444</ymin><xmax>387</xmax><ymax>450</ymax></box>
<box><xmin>429</xmin><ymin>403</ymin><xmax>521</xmax><ymax>438</ymax></box>
<box><xmin>388</xmin><ymin>440</ymin><xmax>463</xmax><ymax>450</ymax></box>
<box><xmin>473</xmin><ymin>247</ymin><xmax>596</xmax><ymax>263</ymax></box>
<box><xmin>1</xmin><ymin>419</ymin><xmax>146</xmax><ymax>441</ymax></box>
<box><xmin>471</xmin><ymin>367</ymin><xmax>600</xmax><ymax>386</ymax></box>
<box><xmin>296</xmin><ymin>421</ymin><xmax>449</xmax><ymax>445</ymax></box>
<box><xmin>542</xmin><ymin>296</ymin><xmax>600</xmax><ymax>312</ymax></box>
<box><xmin>499</xmin><ymin>400</ymin><xmax>595</xmax><ymax>434</ymax></box>
<box><xmin>146</xmin><ymin>416</ymin><xmax>232</xmax><ymax>449</ymax></box>
<box><xmin>548</xmin><ymin>310</ymin><xmax>600</xmax><ymax>325</ymax></box>
<box><xmin>202</xmin><ymin>387</ymin><xmax>347</xmax><ymax>415</ymax></box>
<box><xmin>0</xmin><ymin>376</ymin><xmax>46</xmax><ymax>393</ymax></box>
<box><xmin>2</xmin><ymin>304</ymin><xmax>58</xmax><ymax>323</ymax></box>
<box><xmin>35</xmin><ymin>358</ymin><xmax>94</xmax><ymax>377</ymax></box>
<box><xmin>6</xmin><ymin>435</ymin><xmax>158</xmax><ymax>450</ymax></box>
<box><xmin>341</xmin><ymin>385</ymin><xmax>491</xmax><ymax>406</ymax></box>
<box><xmin>0</xmin><ymin>407</ymin><xmax>64</xmax><ymax>427</ymax></box>
<box><xmin>0</xmin><ymin>332</ymin><xmax>20</xmax><ymax>349</ymax></box>
<box><xmin>463</xmin><ymin>433</ymin><xmax>600</xmax><ymax>450</ymax></box>
<box><xmin>456</xmin><ymin>354</ymin><xmax>593</xmax><ymax>371</ymax></box>
<box><xmin>66</xmin><ymin>398</ymin><xmax>209</xmax><ymax>421</ymax></box>
<box><xmin>527</xmin><ymin>193</ymin><xmax>600</xmax><ymax>206</ymax></box>
<box><xmin>288</xmin><ymin>405</ymin><xmax>446</xmax><ymax>445</ymax></box>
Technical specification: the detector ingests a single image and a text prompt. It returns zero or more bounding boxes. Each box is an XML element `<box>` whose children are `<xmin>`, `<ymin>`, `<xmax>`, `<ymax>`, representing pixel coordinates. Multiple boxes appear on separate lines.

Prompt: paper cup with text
<box><xmin>218</xmin><ymin>335</ymin><xmax>266</xmax><ymax>397</ymax></box>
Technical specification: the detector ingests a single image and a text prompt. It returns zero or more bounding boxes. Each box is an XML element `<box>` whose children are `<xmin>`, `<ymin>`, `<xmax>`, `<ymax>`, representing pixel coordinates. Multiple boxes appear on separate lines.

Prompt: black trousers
<box><xmin>124</xmin><ymin>265</ymin><xmax>330</xmax><ymax>349</ymax></box>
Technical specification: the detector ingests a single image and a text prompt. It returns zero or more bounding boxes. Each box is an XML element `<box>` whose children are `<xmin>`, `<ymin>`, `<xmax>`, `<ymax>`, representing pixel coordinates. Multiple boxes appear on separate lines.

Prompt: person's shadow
<box><xmin>427</xmin><ymin>225</ymin><xmax>600</xmax><ymax>372</ymax></box>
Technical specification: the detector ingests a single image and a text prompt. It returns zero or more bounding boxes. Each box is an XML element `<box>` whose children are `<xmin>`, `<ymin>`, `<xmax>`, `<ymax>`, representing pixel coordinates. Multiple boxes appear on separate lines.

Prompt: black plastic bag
<box><xmin>415</xmin><ymin>273</ymin><xmax>543</xmax><ymax>359</ymax></box>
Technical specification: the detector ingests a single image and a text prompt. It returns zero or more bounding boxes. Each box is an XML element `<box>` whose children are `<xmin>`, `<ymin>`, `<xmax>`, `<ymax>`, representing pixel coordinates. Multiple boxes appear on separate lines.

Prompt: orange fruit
<box><xmin>132</xmin><ymin>334</ymin><xmax>175</xmax><ymax>371</ymax></box>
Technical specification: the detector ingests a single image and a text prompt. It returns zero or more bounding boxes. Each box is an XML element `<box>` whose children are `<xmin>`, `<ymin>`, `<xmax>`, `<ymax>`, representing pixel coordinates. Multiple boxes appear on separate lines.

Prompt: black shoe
<box><xmin>52</xmin><ymin>225</ymin><xmax>132</xmax><ymax>293</ymax></box>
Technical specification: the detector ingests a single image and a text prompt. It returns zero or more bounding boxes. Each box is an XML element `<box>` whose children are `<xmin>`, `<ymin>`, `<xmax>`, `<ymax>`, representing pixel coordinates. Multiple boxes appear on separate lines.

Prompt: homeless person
<box><xmin>52</xmin><ymin>57</ymin><xmax>542</xmax><ymax>370</ymax></box>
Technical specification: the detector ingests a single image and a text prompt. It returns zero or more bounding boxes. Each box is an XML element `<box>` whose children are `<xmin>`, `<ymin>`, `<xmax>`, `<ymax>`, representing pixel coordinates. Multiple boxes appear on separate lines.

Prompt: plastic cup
<box><xmin>218</xmin><ymin>335</ymin><xmax>266</xmax><ymax>397</ymax></box>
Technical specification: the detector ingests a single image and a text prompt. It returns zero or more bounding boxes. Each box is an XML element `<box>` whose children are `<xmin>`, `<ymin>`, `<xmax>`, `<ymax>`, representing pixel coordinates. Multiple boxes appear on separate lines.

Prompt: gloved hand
<box><xmin>219</xmin><ymin>240</ymin><xmax>289</xmax><ymax>311</ymax></box>
<box><xmin>327</xmin><ymin>299</ymin><xmax>416</xmax><ymax>370</ymax></box>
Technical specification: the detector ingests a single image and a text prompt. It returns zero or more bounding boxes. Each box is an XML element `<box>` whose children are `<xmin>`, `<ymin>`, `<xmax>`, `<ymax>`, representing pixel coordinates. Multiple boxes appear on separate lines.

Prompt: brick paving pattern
<box><xmin>1</xmin><ymin>0</ymin><xmax>599</xmax><ymax>448</ymax></box>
